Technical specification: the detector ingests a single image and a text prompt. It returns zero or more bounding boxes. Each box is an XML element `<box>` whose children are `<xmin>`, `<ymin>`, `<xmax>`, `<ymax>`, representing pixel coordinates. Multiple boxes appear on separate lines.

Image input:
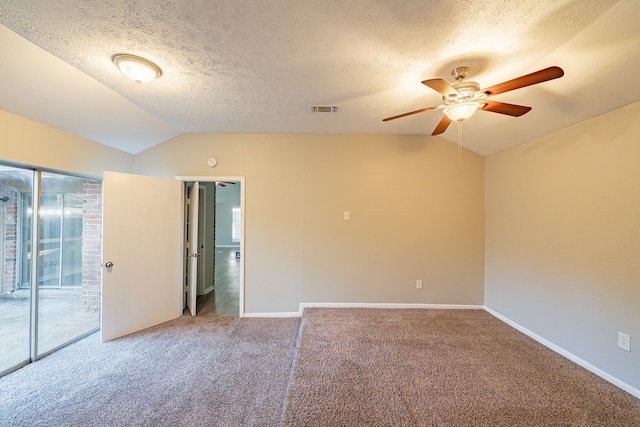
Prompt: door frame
<box><xmin>176</xmin><ymin>176</ymin><xmax>245</xmax><ymax>317</ymax></box>
<box><xmin>197</xmin><ymin>185</ymin><xmax>207</xmax><ymax>295</ymax></box>
<box><xmin>185</xmin><ymin>182</ymin><xmax>199</xmax><ymax>316</ymax></box>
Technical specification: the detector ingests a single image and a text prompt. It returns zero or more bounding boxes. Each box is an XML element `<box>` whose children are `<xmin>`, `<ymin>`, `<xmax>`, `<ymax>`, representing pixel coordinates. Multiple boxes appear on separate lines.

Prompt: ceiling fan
<box><xmin>215</xmin><ymin>181</ymin><xmax>236</xmax><ymax>187</ymax></box>
<box><xmin>383</xmin><ymin>66</ymin><xmax>564</xmax><ymax>135</ymax></box>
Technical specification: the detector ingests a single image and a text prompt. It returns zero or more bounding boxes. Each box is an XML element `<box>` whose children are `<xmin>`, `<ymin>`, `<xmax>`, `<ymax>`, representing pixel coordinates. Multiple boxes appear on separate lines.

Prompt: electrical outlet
<box><xmin>618</xmin><ymin>332</ymin><xmax>631</xmax><ymax>352</ymax></box>
<box><xmin>343</xmin><ymin>211</ymin><xmax>350</xmax><ymax>221</ymax></box>
<box><xmin>416</xmin><ymin>280</ymin><xmax>423</xmax><ymax>289</ymax></box>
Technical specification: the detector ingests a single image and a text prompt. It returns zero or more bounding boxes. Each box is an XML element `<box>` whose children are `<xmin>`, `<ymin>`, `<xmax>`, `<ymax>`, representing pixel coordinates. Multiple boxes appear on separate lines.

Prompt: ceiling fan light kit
<box><xmin>383</xmin><ymin>66</ymin><xmax>565</xmax><ymax>136</ymax></box>
<box><xmin>112</xmin><ymin>54</ymin><xmax>162</xmax><ymax>84</ymax></box>
<box><xmin>443</xmin><ymin>101</ymin><xmax>481</xmax><ymax>122</ymax></box>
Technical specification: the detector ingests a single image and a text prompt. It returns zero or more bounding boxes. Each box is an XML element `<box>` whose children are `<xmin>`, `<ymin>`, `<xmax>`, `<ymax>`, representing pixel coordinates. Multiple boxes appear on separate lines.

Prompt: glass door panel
<box><xmin>61</xmin><ymin>194</ymin><xmax>82</xmax><ymax>287</ymax></box>
<box><xmin>37</xmin><ymin>173</ymin><xmax>100</xmax><ymax>356</ymax></box>
<box><xmin>39</xmin><ymin>193</ymin><xmax>62</xmax><ymax>287</ymax></box>
<box><xmin>0</xmin><ymin>166</ymin><xmax>34</xmax><ymax>374</ymax></box>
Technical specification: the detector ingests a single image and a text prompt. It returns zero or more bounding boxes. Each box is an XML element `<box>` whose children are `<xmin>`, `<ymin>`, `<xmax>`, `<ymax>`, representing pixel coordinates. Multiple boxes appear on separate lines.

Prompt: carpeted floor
<box><xmin>1</xmin><ymin>309</ymin><xmax>638</xmax><ymax>426</ymax></box>
<box><xmin>0</xmin><ymin>316</ymin><xmax>300</xmax><ymax>427</ymax></box>
<box><xmin>281</xmin><ymin>308</ymin><xmax>640</xmax><ymax>426</ymax></box>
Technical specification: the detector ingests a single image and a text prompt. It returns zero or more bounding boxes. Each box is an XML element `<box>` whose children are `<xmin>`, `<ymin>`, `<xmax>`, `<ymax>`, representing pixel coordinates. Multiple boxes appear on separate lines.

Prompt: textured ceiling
<box><xmin>1</xmin><ymin>0</ymin><xmax>639</xmax><ymax>155</ymax></box>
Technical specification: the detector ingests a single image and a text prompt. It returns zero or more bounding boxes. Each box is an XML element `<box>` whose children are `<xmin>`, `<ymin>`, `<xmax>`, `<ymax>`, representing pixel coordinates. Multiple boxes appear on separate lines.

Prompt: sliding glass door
<box><xmin>0</xmin><ymin>166</ymin><xmax>33</xmax><ymax>373</ymax></box>
<box><xmin>37</xmin><ymin>173</ymin><xmax>101</xmax><ymax>355</ymax></box>
<box><xmin>0</xmin><ymin>165</ymin><xmax>101</xmax><ymax>376</ymax></box>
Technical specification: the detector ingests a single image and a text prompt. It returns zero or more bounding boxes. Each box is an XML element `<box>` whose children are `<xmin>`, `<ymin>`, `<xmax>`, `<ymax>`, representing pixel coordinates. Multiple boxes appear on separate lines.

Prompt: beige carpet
<box><xmin>282</xmin><ymin>308</ymin><xmax>640</xmax><ymax>426</ymax></box>
<box><xmin>0</xmin><ymin>316</ymin><xmax>300</xmax><ymax>426</ymax></box>
<box><xmin>1</xmin><ymin>309</ymin><xmax>638</xmax><ymax>426</ymax></box>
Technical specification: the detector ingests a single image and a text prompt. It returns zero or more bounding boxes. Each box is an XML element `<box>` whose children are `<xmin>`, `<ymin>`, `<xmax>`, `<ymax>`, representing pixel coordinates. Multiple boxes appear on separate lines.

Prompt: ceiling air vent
<box><xmin>308</xmin><ymin>105</ymin><xmax>339</xmax><ymax>113</ymax></box>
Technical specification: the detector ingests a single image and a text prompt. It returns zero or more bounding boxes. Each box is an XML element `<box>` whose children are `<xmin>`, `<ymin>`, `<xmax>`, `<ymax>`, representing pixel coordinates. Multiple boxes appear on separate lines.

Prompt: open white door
<box><xmin>102</xmin><ymin>171</ymin><xmax>182</xmax><ymax>342</ymax></box>
<box><xmin>186</xmin><ymin>182</ymin><xmax>199</xmax><ymax>316</ymax></box>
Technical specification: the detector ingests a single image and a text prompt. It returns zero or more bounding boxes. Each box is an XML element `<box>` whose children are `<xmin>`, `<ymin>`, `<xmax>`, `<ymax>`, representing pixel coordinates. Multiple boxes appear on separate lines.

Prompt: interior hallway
<box><xmin>194</xmin><ymin>247</ymin><xmax>240</xmax><ymax>317</ymax></box>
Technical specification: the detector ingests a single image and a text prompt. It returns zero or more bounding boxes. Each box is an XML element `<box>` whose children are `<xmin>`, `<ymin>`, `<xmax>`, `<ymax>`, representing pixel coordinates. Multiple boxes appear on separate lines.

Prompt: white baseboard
<box><xmin>299</xmin><ymin>302</ymin><xmax>483</xmax><ymax>316</ymax></box>
<box><xmin>242</xmin><ymin>303</ymin><xmax>483</xmax><ymax>318</ymax></box>
<box><xmin>243</xmin><ymin>312</ymin><xmax>301</xmax><ymax>318</ymax></box>
<box><xmin>484</xmin><ymin>306</ymin><xmax>640</xmax><ymax>400</ymax></box>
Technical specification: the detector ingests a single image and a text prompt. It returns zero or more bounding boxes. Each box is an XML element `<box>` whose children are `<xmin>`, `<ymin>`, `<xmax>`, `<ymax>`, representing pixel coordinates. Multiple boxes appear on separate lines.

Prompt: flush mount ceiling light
<box><xmin>112</xmin><ymin>54</ymin><xmax>162</xmax><ymax>83</ymax></box>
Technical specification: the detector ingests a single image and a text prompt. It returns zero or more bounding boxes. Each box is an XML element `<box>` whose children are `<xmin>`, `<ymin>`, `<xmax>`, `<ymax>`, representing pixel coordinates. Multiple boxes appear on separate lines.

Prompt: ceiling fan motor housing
<box><xmin>444</xmin><ymin>81</ymin><xmax>484</xmax><ymax>105</ymax></box>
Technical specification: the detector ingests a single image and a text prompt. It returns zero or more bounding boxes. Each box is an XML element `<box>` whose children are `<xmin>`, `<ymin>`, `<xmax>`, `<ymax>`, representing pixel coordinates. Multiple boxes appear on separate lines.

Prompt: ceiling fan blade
<box><xmin>481</xmin><ymin>100</ymin><xmax>532</xmax><ymax>117</ymax></box>
<box><xmin>382</xmin><ymin>106</ymin><xmax>437</xmax><ymax>122</ymax></box>
<box><xmin>421</xmin><ymin>78</ymin><xmax>460</xmax><ymax>97</ymax></box>
<box><xmin>481</xmin><ymin>66</ymin><xmax>564</xmax><ymax>96</ymax></box>
<box><xmin>432</xmin><ymin>115</ymin><xmax>452</xmax><ymax>135</ymax></box>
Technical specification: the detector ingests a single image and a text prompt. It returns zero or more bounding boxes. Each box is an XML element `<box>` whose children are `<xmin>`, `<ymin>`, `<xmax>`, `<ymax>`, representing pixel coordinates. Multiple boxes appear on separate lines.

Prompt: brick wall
<box><xmin>81</xmin><ymin>181</ymin><xmax>102</xmax><ymax>312</ymax></box>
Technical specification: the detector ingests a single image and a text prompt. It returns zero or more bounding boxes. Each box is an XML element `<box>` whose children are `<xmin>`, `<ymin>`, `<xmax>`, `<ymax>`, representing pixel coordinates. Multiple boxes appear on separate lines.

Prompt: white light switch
<box><xmin>343</xmin><ymin>211</ymin><xmax>350</xmax><ymax>220</ymax></box>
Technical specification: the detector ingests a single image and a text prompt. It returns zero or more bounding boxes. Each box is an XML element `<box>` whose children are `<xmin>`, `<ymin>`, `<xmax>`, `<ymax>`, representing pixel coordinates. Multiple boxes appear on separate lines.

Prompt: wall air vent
<box><xmin>308</xmin><ymin>106</ymin><xmax>339</xmax><ymax>113</ymax></box>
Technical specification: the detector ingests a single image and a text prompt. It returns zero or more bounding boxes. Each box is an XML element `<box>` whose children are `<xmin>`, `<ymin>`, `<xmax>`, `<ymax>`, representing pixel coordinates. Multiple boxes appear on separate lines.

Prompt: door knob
<box><xmin>105</xmin><ymin>261</ymin><xmax>114</xmax><ymax>268</ymax></box>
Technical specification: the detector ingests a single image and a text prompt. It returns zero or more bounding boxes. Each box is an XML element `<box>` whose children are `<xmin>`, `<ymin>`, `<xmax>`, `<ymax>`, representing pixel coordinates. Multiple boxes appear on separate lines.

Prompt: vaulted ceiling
<box><xmin>1</xmin><ymin>0</ymin><xmax>639</xmax><ymax>155</ymax></box>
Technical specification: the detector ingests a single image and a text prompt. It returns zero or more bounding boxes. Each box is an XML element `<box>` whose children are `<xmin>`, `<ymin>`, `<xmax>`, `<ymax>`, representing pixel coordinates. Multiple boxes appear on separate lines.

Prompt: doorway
<box><xmin>179</xmin><ymin>176</ymin><xmax>244</xmax><ymax>317</ymax></box>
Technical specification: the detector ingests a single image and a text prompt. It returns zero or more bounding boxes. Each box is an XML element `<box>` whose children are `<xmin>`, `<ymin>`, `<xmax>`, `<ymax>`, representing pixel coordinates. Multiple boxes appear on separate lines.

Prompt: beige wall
<box><xmin>215</xmin><ymin>182</ymin><xmax>241</xmax><ymax>247</ymax></box>
<box><xmin>5</xmin><ymin>101</ymin><xmax>637</xmax><ymax>392</ymax></box>
<box><xmin>0</xmin><ymin>109</ymin><xmax>133</xmax><ymax>177</ymax></box>
<box><xmin>485</xmin><ymin>101</ymin><xmax>640</xmax><ymax>390</ymax></box>
<box><xmin>133</xmin><ymin>134</ymin><xmax>485</xmax><ymax>313</ymax></box>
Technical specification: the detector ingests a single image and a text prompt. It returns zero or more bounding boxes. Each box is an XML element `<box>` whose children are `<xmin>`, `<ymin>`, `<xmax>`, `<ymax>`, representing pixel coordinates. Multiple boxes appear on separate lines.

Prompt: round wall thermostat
<box><xmin>207</xmin><ymin>158</ymin><xmax>217</xmax><ymax>167</ymax></box>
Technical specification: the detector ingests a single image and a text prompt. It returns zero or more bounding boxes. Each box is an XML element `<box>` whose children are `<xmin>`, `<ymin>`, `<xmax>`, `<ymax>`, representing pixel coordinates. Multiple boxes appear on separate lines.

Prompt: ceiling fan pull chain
<box><xmin>457</xmin><ymin>121</ymin><xmax>463</xmax><ymax>171</ymax></box>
